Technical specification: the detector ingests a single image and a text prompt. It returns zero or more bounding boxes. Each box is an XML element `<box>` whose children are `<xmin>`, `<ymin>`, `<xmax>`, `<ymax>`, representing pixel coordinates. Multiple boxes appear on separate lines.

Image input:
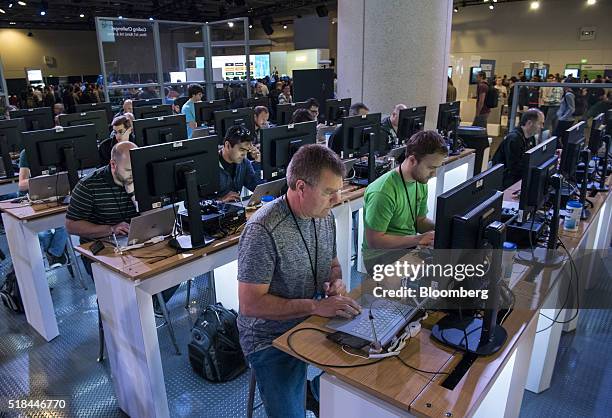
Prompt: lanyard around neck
<box><xmin>285</xmin><ymin>195</ymin><xmax>318</xmax><ymax>292</ymax></box>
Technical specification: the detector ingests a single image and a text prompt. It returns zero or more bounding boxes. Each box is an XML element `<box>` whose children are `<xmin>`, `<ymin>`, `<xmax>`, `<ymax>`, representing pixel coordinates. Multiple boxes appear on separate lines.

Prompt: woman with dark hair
<box><xmin>290</xmin><ymin>108</ymin><xmax>314</xmax><ymax>124</ymax></box>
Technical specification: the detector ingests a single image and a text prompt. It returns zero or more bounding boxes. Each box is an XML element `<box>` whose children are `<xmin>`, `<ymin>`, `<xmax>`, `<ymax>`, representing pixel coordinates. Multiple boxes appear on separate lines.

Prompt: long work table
<box><xmin>273</xmin><ymin>175</ymin><xmax>612</xmax><ymax>418</ymax></box>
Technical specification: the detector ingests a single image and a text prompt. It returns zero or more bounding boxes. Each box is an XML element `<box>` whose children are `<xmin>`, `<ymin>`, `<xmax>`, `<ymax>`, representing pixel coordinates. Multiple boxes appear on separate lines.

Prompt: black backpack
<box><xmin>188</xmin><ymin>303</ymin><xmax>247</xmax><ymax>383</ymax></box>
<box><xmin>485</xmin><ymin>84</ymin><xmax>499</xmax><ymax>109</ymax></box>
<box><xmin>0</xmin><ymin>270</ymin><xmax>24</xmax><ymax>314</ymax></box>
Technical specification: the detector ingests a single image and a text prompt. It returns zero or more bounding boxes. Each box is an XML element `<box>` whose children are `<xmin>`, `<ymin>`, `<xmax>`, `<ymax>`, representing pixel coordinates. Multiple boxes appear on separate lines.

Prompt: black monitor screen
<box><xmin>337</xmin><ymin>113</ymin><xmax>384</xmax><ymax>159</ymax></box>
<box><xmin>519</xmin><ymin>137</ymin><xmax>558</xmax><ymax>212</ymax></box>
<box><xmin>214</xmin><ymin>108</ymin><xmax>255</xmax><ymax>141</ymax></box>
<box><xmin>21</xmin><ymin>124</ymin><xmax>99</xmax><ymax>178</ymax></box>
<box><xmin>0</xmin><ymin>118</ymin><xmax>25</xmax><ymax>151</ymax></box>
<box><xmin>133</xmin><ymin>114</ymin><xmax>187</xmax><ymax>147</ymax></box>
<box><xmin>437</xmin><ymin>101</ymin><xmax>460</xmax><ymax>134</ymax></box>
<box><xmin>132</xmin><ymin>98</ymin><xmax>162</xmax><ymax>108</ymax></box>
<box><xmin>325</xmin><ymin>98</ymin><xmax>351</xmax><ymax>124</ymax></box>
<box><xmin>195</xmin><ymin>99</ymin><xmax>228</xmax><ymax>126</ymax></box>
<box><xmin>397</xmin><ymin>106</ymin><xmax>426</xmax><ymax>143</ymax></box>
<box><xmin>247</xmin><ymin>96</ymin><xmax>270</xmax><ymax>110</ymax></box>
<box><xmin>560</xmin><ymin>121</ymin><xmax>585</xmax><ymax>180</ymax></box>
<box><xmin>276</xmin><ymin>102</ymin><xmax>308</xmax><ymax>125</ymax></box>
<box><xmin>74</xmin><ymin>102</ymin><xmax>112</xmax><ymax>125</ymax></box>
<box><xmin>130</xmin><ymin>136</ymin><xmax>220</xmax><ymax>212</ymax></box>
<box><xmin>588</xmin><ymin>112</ymin><xmax>605</xmax><ymax>155</ymax></box>
<box><xmin>133</xmin><ymin>104</ymin><xmax>173</xmax><ymax>120</ymax></box>
<box><xmin>58</xmin><ymin>110</ymin><xmax>109</xmax><ymax>143</ymax></box>
<box><xmin>261</xmin><ymin>121</ymin><xmax>316</xmax><ymax>181</ymax></box>
<box><xmin>9</xmin><ymin>108</ymin><xmax>54</xmax><ymax>131</ymax></box>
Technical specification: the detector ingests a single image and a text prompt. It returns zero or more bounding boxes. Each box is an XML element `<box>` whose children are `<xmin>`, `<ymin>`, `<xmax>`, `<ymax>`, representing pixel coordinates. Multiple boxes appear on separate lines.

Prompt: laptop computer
<box><xmin>192</xmin><ymin>127</ymin><xmax>211</xmax><ymax>139</ymax></box>
<box><xmin>343</xmin><ymin>158</ymin><xmax>359</xmax><ymax>179</ymax></box>
<box><xmin>114</xmin><ymin>205</ymin><xmax>177</xmax><ymax>249</ymax></box>
<box><xmin>28</xmin><ymin>173</ymin><xmax>71</xmax><ymax>202</ymax></box>
<box><xmin>326</xmin><ymin>295</ymin><xmax>422</xmax><ymax>348</ymax></box>
<box><xmin>243</xmin><ymin>178</ymin><xmax>287</xmax><ymax>207</ymax></box>
<box><xmin>386</xmin><ymin>145</ymin><xmax>407</xmax><ymax>163</ymax></box>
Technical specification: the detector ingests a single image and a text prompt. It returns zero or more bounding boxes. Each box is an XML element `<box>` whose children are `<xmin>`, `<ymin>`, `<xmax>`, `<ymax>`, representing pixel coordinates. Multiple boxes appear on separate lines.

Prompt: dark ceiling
<box><xmin>0</xmin><ymin>0</ymin><xmax>337</xmax><ymax>30</ymax></box>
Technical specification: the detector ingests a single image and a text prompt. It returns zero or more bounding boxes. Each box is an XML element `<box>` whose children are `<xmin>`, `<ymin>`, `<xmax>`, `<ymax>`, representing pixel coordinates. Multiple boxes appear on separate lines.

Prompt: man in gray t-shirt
<box><xmin>238</xmin><ymin>144</ymin><xmax>361</xmax><ymax>418</ymax></box>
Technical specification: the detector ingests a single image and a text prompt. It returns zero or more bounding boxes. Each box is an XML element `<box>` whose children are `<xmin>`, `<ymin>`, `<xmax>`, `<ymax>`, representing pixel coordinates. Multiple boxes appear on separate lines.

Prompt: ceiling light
<box><xmin>8</xmin><ymin>3</ymin><xmax>13</xmax><ymax>8</ymax></box>
<box><xmin>118</xmin><ymin>16</ymin><xmax>123</xmax><ymax>19</ymax></box>
<box><xmin>489</xmin><ymin>4</ymin><xmax>494</xmax><ymax>9</ymax></box>
<box><xmin>249</xmin><ymin>24</ymin><xmax>253</xmax><ymax>28</ymax></box>
<box><xmin>18</xmin><ymin>1</ymin><xmax>26</xmax><ymax>5</ymax></box>
<box><xmin>0</xmin><ymin>8</ymin><xmax>5</xmax><ymax>13</ymax></box>
<box><xmin>195</xmin><ymin>30</ymin><xmax>200</xmax><ymax>34</ymax></box>
<box><xmin>283</xmin><ymin>24</ymin><xmax>288</xmax><ymax>29</ymax></box>
<box><xmin>586</xmin><ymin>0</ymin><xmax>596</xmax><ymax>5</ymax></box>
<box><xmin>80</xmin><ymin>13</ymin><xmax>85</xmax><ymax>18</ymax></box>
<box><xmin>40</xmin><ymin>11</ymin><xmax>45</xmax><ymax>16</ymax></box>
<box><xmin>493</xmin><ymin>0</ymin><xmax>498</xmax><ymax>2</ymax></box>
<box><xmin>453</xmin><ymin>6</ymin><xmax>458</xmax><ymax>12</ymax></box>
<box><xmin>9</xmin><ymin>21</ymin><xmax>16</xmax><ymax>25</ymax></box>
<box><xmin>530</xmin><ymin>1</ymin><xmax>540</xmax><ymax>9</ymax></box>
<box><xmin>228</xmin><ymin>21</ymin><xmax>234</xmax><ymax>27</ymax></box>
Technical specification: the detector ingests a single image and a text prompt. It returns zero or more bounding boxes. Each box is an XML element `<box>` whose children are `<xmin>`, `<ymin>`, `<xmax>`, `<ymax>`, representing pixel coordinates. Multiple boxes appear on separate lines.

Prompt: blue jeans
<box><xmin>39</xmin><ymin>228</ymin><xmax>68</xmax><ymax>257</ymax></box>
<box><xmin>248</xmin><ymin>346</ymin><xmax>320</xmax><ymax>418</ymax></box>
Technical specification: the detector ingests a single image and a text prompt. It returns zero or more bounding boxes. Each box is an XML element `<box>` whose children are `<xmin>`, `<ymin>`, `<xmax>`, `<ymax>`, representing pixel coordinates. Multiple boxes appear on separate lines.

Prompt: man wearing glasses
<box><xmin>217</xmin><ymin>125</ymin><xmax>264</xmax><ymax>202</ymax></box>
<box><xmin>237</xmin><ymin>144</ymin><xmax>361</xmax><ymax>417</ymax></box>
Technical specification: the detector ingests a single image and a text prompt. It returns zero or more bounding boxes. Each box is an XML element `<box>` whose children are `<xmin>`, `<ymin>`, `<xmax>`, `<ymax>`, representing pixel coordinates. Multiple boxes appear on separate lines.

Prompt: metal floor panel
<box><xmin>0</xmin><ymin>232</ymin><xmax>610</xmax><ymax>417</ymax></box>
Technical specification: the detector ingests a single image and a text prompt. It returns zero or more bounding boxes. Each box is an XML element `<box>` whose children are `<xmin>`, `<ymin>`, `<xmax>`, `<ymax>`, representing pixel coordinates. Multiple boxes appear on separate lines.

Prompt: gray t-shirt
<box><xmin>237</xmin><ymin>196</ymin><xmax>337</xmax><ymax>356</ymax></box>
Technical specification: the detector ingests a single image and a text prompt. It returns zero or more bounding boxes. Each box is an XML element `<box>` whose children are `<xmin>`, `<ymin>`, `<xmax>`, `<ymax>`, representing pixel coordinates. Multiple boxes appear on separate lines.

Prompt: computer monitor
<box><xmin>21</xmin><ymin>124</ymin><xmax>99</xmax><ymax>189</ymax></box>
<box><xmin>260</xmin><ymin>121</ymin><xmax>316</xmax><ymax>181</ymax></box>
<box><xmin>324</xmin><ymin>98</ymin><xmax>351</xmax><ymax>125</ymax></box>
<box><xmin>587</xmin><ymin>112</ymin><xmax>605</xmax><ymax>155</ymax></box>
<box><xmin>559</xmin><ymin>121</ymin><xmax>585</xmax><ymax>181</ymax></box>
<box><xmin>469</xmin><ymin>67</ymin><xmax>481</xmax><ymax>84</ymax></box>
<box><xmin>173</xmin><ymin>96</ymin><xmax>189</xmax><ymax>113</ymax></box>
<box><xmin>437</xmin><ymin>101</ymin><xmax>460</xmax><ymax>135</ymax></box>
<box><xmin>397</xmin><ymin>106</ymin><xmax>426</xmax><ymax>143</ymax></box>
<box><xmin>213</xmin><ymin>107</ymin><xmax>255</xmax><ymax>142</ymax></box>
<box><xmin>132</xmin><ymin>98</ymin><xmax>162</xmax><ymax>108</ymax></box>
<box><xmin>74</xmin><ymin>102</ymin><xmax>113</xmax><ymax>125</ymax></box>
<box><xmin>133</xmin><ymin>114</ymin><xmax>187</xmax><ymax>147</ymax></box>
<box><xmin>276</xmin><ymin>102</ymin><xmax>308</xmax><ymax>125</ymax></box>
<box><xmin>195</xmin><ymin>99</ymin><xmax>228</xmax><ymax>127</ymax></box>
<box><xmin>247</xmin><ymin>96</ymin><xmax>270</xmax><ymax>109</ymax></box>
<box><xmin>432</xmin><ymin>163</ymin><xmax>507</xmax><ymax>355</ymax></box>
<box><xmin>9</xmin><ymin>108</ymin><xmax>54</xmax><ymax>131</ymax></box>
<box><xmin>133</xmin><ymin>104</ymin><xmax>173</xmax><ymax>120</ymax></box>
<box><xmin>130</xmin><ymin>136</ymin><xmax>219</xmax><ymax>248</ymax></box>
<box><xmin>336</xmin><ymin>113</ymin><xmax>385</xmax><ymax>160</ymax></box>
<box><xmin>0</xmin><ymin>118</ymin><xmax>26</xmax><ymax>178</ymax></box>
<box><xmin>518</xmin><ymin>137</ymin><xmax>559</xmax><ymax>214</ymax></box>
<box><xmin>58</xmin><ymin>110</ymin><xmax>109</xmax><ymax>143</ymax></box>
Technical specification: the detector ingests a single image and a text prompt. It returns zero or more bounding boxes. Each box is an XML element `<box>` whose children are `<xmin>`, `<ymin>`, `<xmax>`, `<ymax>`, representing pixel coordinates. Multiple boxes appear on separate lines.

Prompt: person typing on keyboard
<box><xmin>237</xmin><ymin>144</ymin><xmax>361</xmax><ymax>418</ymax></box>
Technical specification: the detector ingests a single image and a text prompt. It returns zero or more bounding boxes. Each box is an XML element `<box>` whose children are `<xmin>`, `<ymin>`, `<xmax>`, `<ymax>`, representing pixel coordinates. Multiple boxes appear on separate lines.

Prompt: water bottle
<box><xmin>502</xmin><ymin>241</ymin><xmax>517</xmax><ymax>281</ymax></box>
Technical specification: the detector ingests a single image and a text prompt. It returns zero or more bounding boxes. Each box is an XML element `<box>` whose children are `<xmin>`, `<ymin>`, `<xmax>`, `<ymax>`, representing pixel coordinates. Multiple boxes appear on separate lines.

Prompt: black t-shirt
<box><xmin>219</xmin><ymin>153</ymin><xmax>237</xmax><ymax>179</ymax></box>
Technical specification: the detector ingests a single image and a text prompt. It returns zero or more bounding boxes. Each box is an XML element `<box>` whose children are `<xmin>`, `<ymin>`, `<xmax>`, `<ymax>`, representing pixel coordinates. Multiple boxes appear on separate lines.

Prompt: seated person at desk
<box><xmin>363</xmin><ymin>130</ymin><xmax>447</xmax><ymax>261</ymax></box>
<box><xmin>327</xmin><ymin>102</ymin><xmax>370</xmax><ymax>152</ymax></box>
<box><xmin>290</xmin><ymin>108</ymin><xmax>314</xmax><ymax>124</ymax></box>
<box><xmin>491</xmin><ymin>108</ymin><xmax>544</xmax><ymax>189</ymax></box>
<box><xmin>305</xmin><ymin>97</ymin><xmax>321</xmax><ymax>123</ymax></box>
<box><xmin>217</xmin><ymin>126</ymin><xmax>263</xmax><ymax>202</ymax></box>
<box><xmin>252</xmin><ymin>105</ymin><xmax>270</xmax><ymax>145</ymax></box>
<box><xmin>17</xmin><ymin>150</ymin><xmax>69</xmax><ymax>268</ymax></box>
<box><xmin>181</xmin><ymin>83</ymin><xmax>204</xmax><ymax>139</ymax></box>
<box><xmin>112</xmin><ymin>99</ymin><xmax>133</xmax><ymax>121</ymax></box>
<box><xmin>98</xmin><ymin>115</ymin><xmax>134</xmax><ymax>166</ymax></box>
<box><xmin>381</xmin><ymin>103</ymin><xmax>408</xmax><ymax>149</ymax></box>
<box><xmin>237</xmin><ymin>144</ymin><xmax>360</xmax><ymax>418</ymax></box>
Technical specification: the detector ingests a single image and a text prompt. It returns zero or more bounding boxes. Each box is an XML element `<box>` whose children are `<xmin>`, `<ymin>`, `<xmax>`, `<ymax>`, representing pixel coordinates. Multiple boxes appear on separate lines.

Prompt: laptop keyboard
<box><xmin>348</xmin><ymin>299</ymin><xmax>415</xmax><ymax>341</ymax></box>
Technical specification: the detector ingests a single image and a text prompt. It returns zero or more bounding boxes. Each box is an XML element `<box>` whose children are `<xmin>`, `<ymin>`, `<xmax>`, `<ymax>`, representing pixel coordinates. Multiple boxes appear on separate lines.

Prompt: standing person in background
<box><xmin>446</xmin><ymin>78</ymin><xmax>457</xmax><ymax>103</ymax></box>
<box><xmin>554</xmin><ymin>85</ymin><xmax>576</xmax><ymax>140</ymax></box>
<box><xmin>540</xmin><ymin>74</ymin><xmax>563</xmax><ymax>132</ymax></box>
<box><xmin>473</xmin><ymin>71</ymin><xmax>490</xmax><ymax>131</ymax></box>
<box><xmin>181</xmin><ymin>84</ymin><xmax>204</xmax><ymax>139</ymax></box>
<box><xmin>494</xmin><ymin>77</ymin><xmax>507</xmax><ymax>106</ymax></box>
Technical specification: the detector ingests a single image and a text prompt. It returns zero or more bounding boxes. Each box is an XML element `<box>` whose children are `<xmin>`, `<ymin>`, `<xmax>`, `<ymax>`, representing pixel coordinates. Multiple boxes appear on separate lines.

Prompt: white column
<box><xmin>337</xmin><ymin>0</ymin><xmax>453</xmax><ymax>129</ymax></box>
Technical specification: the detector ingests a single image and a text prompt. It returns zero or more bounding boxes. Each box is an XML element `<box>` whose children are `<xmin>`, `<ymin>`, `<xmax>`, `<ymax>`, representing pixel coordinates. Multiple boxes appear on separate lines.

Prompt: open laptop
<box><xmin>326</xmin><ymin>295</ymin><xmax>422</xmax><ymax>348</ymax></box>
<box><xmin>386</xmin><ymin>145</ymin><xmax>407</xmax><ymax>163</ymax></box>
<box><xmin>28</xmin><ymin>173</ymin><xmax>71</xmax><ymax>202</ymax></box>
<box><xmin>192</xmin><ymin>127</ymin><xmax>211</xmax><ymax>138</ymax></box>
<box><xmin>114</xmin><ymin>205</ymin><xmax>176</xmax><ymax>249</ymax></box>
<box><xmin>343</xmin><ymin>158</ymin><xmax>359</xmax><ymax>179</ymax></box>
<box><xmin>243</xmin><ymin>178</ymin><xmax>287</xmax><ymax>207</ymax></box>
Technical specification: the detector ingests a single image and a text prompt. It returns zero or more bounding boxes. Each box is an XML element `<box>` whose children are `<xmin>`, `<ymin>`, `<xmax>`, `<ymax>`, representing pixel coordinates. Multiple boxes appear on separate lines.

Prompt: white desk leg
<box><xmin>356</xmin><ymin>208</ymin><xmax>367</xmax><ymax>274</ymax></box>
<box><xmin>525</xmin><ymin>269</ymin><xmax>565</xmax><ymax>394</ymax></box>
<box><xmin>334</xmin><ymin>202</ymin><xmax>352</xmax><ymax>291</ymax></box>
<box><xmin>2</xmin><ymin>213</ymin><xmax>59</xmax><ymax>341</ymax></box>
<box><xmin>92</xmin><ymin>264</ymin><xmax>170</xmax><ymax>418</ymax></box>
<box><xmin>320</xmin><ymin>374</ymin><xmax>415</xmax><ymax>418</ymax></box>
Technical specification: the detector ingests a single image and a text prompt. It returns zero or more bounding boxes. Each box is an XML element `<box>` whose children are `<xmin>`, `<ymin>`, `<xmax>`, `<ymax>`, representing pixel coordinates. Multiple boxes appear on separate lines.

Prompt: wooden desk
<box><xmin>0</xmin><ymin>200</ymin><xmax>69</xmax><ymax>341</ymax></box>
<box><xmin>74</xmin><ymin>184</ymin><xmax>366</xmax><ymax>418</ymax></box>
<box><xmin>275</xmin><ymin>178</ymin><xmax>612</xmax><ymax>418</ymax></box>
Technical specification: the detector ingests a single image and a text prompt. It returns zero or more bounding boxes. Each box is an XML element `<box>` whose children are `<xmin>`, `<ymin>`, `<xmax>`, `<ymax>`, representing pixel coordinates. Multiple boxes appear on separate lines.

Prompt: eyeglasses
<box><xmin>113</xmin><ymin>128</ymin><xmax>130</xmax><ymax>135</ymax></box>
<box><xmin>232</xmin><ymin>126</ymin><xmax>252</xmax><ymax>138</ymax></box>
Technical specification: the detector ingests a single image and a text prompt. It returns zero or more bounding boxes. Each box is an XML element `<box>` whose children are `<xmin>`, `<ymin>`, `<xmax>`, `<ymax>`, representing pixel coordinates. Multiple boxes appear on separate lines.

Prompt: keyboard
<box><xmin>343</xmin><ymin>299</ymin><xmax>416</xmax><ymax>343</ymax></box>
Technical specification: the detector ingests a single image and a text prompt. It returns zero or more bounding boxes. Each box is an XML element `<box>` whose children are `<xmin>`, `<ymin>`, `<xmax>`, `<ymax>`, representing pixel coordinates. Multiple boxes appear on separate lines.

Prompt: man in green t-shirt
<box><xmin>363</xmin><ymin>130</ymin><xmax>448</xmax><ymax>253</ymax></box>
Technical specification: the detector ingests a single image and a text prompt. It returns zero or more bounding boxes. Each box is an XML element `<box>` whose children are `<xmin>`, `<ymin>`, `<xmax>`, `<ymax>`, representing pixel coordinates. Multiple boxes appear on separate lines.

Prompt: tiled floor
<box><xmin>0</xmin><ymin>230</ymin><xmax>610</xmax><ymax>417</ymax></box>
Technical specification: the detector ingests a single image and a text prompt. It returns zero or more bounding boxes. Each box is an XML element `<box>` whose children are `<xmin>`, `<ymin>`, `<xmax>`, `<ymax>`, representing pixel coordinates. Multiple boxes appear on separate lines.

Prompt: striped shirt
<box><xmin>66</xmin><ymin>165</ymin><xmax>137</xmax><ymax>242</ymax></box>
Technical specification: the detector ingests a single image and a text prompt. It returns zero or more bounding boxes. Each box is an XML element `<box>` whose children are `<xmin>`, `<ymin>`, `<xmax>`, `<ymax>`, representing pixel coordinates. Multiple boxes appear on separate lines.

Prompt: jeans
<box><xmin>248</xmin><ymin>346</ymin><xmax>320</xmax><ymax>418</ymax></box>
<box><xmin>473</xmin><ymin>113</ymin><xmax>489</xmax><ymax>132</ymax></box>
<box><xmin>39</xmin><ymin>228</ymin><xmax>68</xmax><ymax>257</ymax></box>
<box><xmin>544</xmin><ymin>105</ymin><xmax>560</xmax><ymax>132</ymax></box>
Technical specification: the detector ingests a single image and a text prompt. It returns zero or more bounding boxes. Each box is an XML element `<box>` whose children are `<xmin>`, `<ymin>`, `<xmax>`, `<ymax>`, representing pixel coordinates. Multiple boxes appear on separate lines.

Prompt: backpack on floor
<box><xmin>0</xmin><ymin>269</ymin><xmax>24</xmax><ymax>314</ymax></box>
<box><xmin>188</xmin><ymin>303</ymin><xmax>247</xmax><ymax>383</ymax></box>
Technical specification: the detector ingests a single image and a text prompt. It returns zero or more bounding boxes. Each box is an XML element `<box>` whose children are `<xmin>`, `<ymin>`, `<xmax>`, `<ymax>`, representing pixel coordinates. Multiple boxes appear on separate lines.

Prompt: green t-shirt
<box><xmin>363</xmin><ymin>169</ymin><xmax>428</xmax><ymax>250</ymax></box>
